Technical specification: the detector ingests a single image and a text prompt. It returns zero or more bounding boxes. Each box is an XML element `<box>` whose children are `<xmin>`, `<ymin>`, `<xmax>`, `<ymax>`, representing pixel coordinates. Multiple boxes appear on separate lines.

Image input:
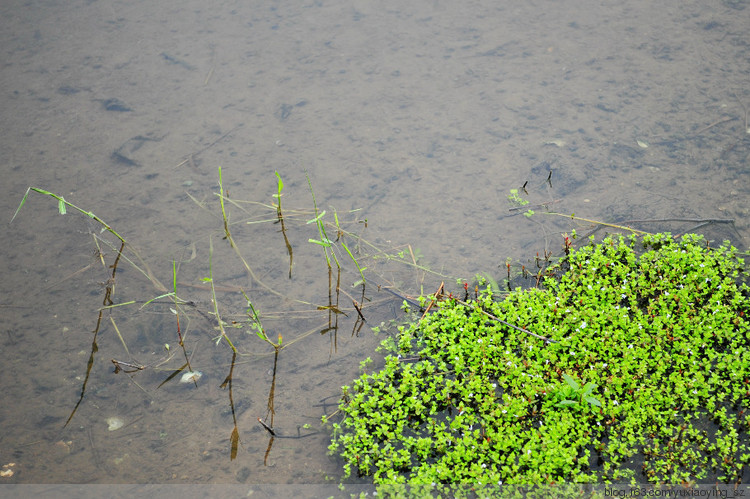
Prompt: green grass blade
<box><xmin>309</xmin><ymin>238</ymin><xmax>332</xmax><ymax>247</ymax></box>
<box><xmin>341</xmin><ymin>241</ymin><xmax>366</xmax><ymax>284</ymax></box>
<box><xmin>306</xmin><ymin>211</ymin><xmax>326</xmax><ymax>224</ymax></box>
<box><xmin>139</xmin><ymin>292</ymin><xmax>175</xmax><ymax>309</ymax></box>
<box><xmin>10</xmin><ymin>187</ymin><xmax>32</xmax><ymax>223</ymax></box>
<box><xmin>305</xmin><ymin>171</ymin><xmax>332</xmax><ymax>268</ymax></box>
<box><xmin>274</xmin><ymin>171</ymin><xmax>284</xmax><ymax>198</ymax></box>
<box><xmin>12</xmin><ymin>187</ymin><xmax>127</xmax><ymax>243</ymax></box>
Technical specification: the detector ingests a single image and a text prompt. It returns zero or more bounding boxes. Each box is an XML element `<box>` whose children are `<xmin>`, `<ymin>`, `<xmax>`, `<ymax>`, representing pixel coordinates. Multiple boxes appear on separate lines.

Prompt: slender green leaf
<box><xmin>10</xmin><ymin>187</ymin><xmax>32</xmax><ymax>223</ymax></box>
<box><xmin>274</xmin><ymin>171</ymin><xmax>284</xmax><ymax>197</ymax></box>
<box><xmin>139</xmin><ymin>292</ymin><xmax>175</xmax><ymax>309</ymax></box>
<box><xmin>562</xmin><ymin>373</ymin><xmax>580</xmax><ymax>391</ymax></box>
<box><xmin>342</xmin><ymin>241</ymin><xmax>366</xmax><ymax>284</ymax></box>
<box><xmin>306</xmin><ymin>210</ymin><xmax>326</xmax><ymax>224</ymax></box>
<box><xmin>585</xmin><ymin>396</ymin><xmax>602</xmax><ymax>407</ymax></box>
<box><xmin>309</xmin><ymin>238</ymin><xmax>332</xmax><ymax>247</ymax></box>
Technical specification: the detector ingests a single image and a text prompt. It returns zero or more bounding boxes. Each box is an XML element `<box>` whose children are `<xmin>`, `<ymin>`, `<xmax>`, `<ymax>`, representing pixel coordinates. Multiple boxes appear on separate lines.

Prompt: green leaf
<box><xmin>585</xmin><ymin>396</ymin><xmax>602</xmax><ymax>407</ymax></box>
<box><xmin>10</xmin><ymin>187</ymin><xmax>32</xmax><ymax>223</ymax></box>
<box><xmin>309</xmin><ymin>238</ymin><xmax>331</xmax><ymax>247</ymax></box>
<box><xmin>275</xmin><ymin>171</ymin><xmax>284</xmax><ymax>196</ymax></box>
<box><xmin>582</xmin><ymin>382</ymin><xmax>597</xmax><ymax>397</ymax></box>
<box><xmin>562</xmin><ymin>373</ymin><xmax>580</xmax><ymax>391</ymax></box>
<box><xmin>306</xmin><ymin>210</ymin><xmax>326</xmax><ymax>224</ymax></box>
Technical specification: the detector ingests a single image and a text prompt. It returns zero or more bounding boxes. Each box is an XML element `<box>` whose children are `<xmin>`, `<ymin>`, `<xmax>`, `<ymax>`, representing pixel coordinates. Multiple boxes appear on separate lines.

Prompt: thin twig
<box><xmin>508</xmin><ymin>199</ymin><xmax>563</xmax><ymax>213</ymax></box>
<box><xmin>450</xmin><ymin>297</ymin><xmax>558</xmax><ymax>344</ymax></box>
<box><xmin>174</xmin><ymin>124</ymin><xmax>242</xmax><ymax>169</ymax></box>
<box><xmin>420</xmin><ymin>282</ymin><xmax>443</xmax><ymax>321</ymax></box>
<box><xmin>693</xmin><ymin>116</ymin><xmax>737</xmax><ymax>136</ymax></box>
<box><xmin>619</xmin><ymin>217</ymin><xmax>734</xmax><ymax>225</ymax></box>
<box><xmin>733</xmin><ymin>91</ymin><xmax>748</xmax><ymax>133</ymax></box>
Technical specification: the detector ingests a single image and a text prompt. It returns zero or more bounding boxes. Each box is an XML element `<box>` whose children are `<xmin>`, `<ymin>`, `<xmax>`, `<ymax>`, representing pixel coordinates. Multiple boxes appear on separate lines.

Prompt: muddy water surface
<box><xmin>1</xmin><ymin>0</ymin><xmax>749</xmax><ymax>485</ymax></box>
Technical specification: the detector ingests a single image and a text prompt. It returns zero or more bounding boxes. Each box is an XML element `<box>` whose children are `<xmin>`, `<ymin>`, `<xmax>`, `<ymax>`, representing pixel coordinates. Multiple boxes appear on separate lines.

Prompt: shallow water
<box><xmin>1</xmin><ymin>0</ymin><xmax>749</xmax><ymax>485</ymax></box>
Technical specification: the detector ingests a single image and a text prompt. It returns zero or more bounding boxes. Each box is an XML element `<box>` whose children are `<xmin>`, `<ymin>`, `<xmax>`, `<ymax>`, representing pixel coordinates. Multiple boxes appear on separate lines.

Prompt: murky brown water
<box><xmin>1</xmin><ymin>0</ymin><xmax>749</xmax><ymax>486</ymax></box>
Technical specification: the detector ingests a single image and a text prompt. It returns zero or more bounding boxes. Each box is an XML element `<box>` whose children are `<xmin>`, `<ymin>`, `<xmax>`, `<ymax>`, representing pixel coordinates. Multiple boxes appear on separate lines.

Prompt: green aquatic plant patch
<box><xmin>327</xmin><ymin>233</ymin><xmax>750</xmax><ymax>486</ymax></box>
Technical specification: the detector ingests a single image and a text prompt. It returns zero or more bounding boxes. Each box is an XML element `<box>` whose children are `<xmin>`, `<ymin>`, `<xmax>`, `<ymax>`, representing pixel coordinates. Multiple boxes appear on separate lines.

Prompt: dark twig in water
<box><xmin>257</xmin><ymin>417</ymin><xmax>276</xmax><ymax>436</ymax></box>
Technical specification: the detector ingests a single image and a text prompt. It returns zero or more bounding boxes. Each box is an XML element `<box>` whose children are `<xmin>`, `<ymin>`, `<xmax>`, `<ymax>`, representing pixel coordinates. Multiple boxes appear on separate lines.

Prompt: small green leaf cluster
<box><xmin>551</xmin><ymin>374</ymin><xmax>602</xmax><ymax>410</ymax></box>
<box><xmin>328</xmin><ymin>233</ymin><xmax>750</xmax><ymax>487</ymax></box>
<box><xmin>507</xmin><ymin>188</ymin><xmax>529</xmax><ymax>208</ymax></box>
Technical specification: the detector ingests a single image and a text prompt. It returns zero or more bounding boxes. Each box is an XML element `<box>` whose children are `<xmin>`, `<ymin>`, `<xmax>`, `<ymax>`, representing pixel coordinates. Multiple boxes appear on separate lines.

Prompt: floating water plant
<box><xmin>552</xmin><ymin>373</ymin><xmax>602</xmax><ymax>410</ymax></box>
<box><xmin>327</xmin><ymin>232</ymin><xmax>750</xmax><ymax>488</ymax></box>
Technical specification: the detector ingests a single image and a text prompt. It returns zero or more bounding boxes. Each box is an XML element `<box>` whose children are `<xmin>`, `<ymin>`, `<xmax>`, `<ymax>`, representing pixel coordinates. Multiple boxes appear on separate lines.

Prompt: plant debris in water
<box><xmin>327</xmin><ymin>233</ymin><xmax>750</xmax><ymax>486</ymax></box>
